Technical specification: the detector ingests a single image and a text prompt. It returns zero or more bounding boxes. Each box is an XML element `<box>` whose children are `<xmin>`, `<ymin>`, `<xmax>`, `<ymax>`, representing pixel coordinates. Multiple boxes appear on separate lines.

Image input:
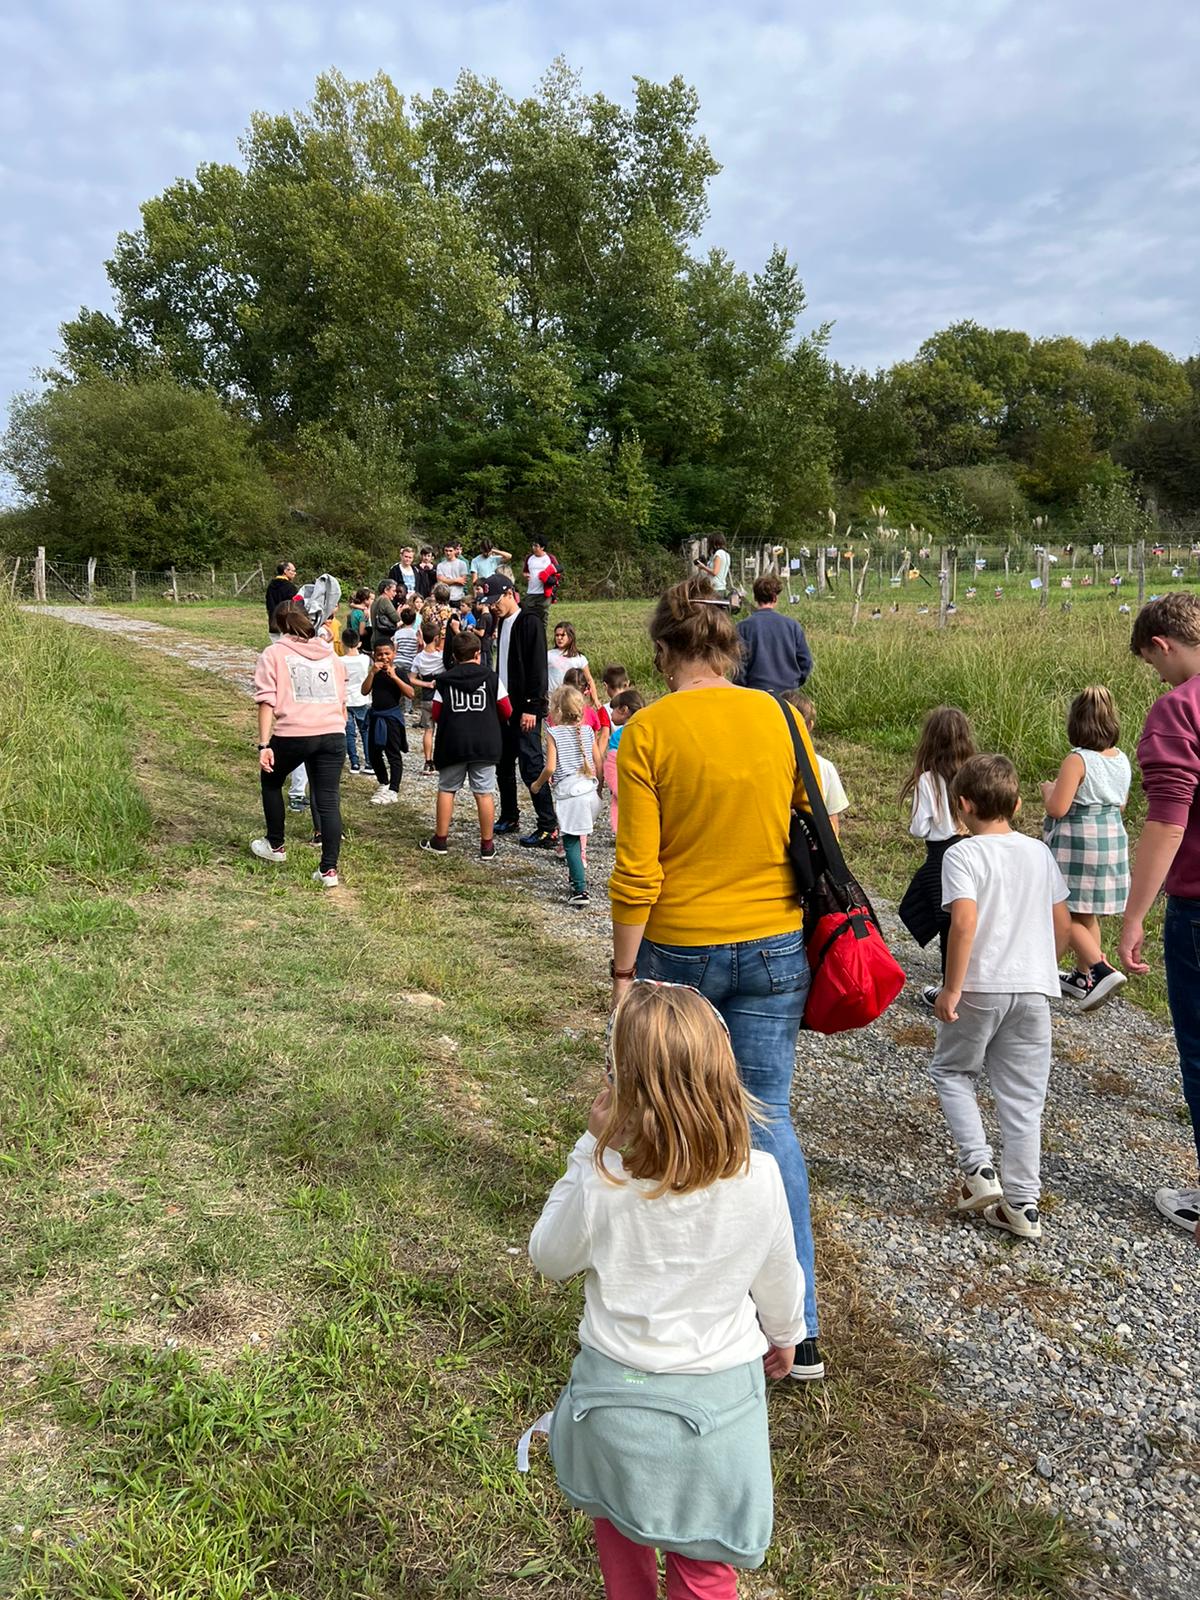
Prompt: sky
<box><xmin>2</xmin><ymin>0</ymin><xmax>1198</xmax><ymax>428</ymax></box>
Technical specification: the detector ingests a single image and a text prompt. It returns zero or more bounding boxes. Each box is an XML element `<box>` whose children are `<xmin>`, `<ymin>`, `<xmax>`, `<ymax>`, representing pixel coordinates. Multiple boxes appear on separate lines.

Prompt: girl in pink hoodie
<box><xmin>251</xmin><ymin>605</ymin><xmax>348</xmax><ymax>887</ymax></box>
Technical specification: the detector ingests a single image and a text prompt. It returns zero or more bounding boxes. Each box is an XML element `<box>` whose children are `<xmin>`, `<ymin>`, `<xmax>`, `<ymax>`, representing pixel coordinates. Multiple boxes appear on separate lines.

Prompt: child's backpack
<box><xmin>542</xmin><ymin>558</ymin><xmax>562</xmax><ymax>605</ymax></box>
<box><xmin>300</xmin><ymin>574</ymin><xmax>341</xmax><ymax>628</ymax></box>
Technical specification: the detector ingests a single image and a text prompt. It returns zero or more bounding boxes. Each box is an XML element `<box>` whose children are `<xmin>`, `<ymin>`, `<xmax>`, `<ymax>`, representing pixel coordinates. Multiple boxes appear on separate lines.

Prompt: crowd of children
<box><xmin>252</xmin><ymin>564</ymin><xmax>1200</xmax><ymax>1598</ymax></box>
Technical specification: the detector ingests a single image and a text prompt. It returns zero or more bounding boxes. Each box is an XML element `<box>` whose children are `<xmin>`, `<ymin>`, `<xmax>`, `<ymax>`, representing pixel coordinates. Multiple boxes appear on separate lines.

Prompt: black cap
<box><xmin>480</xmin><ymin>573</ymin><xmax>516</xmax><ymax>600</ymax></box>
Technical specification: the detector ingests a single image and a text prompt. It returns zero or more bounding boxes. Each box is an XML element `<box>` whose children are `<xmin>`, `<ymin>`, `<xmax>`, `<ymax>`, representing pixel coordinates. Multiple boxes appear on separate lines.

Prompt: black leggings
<box><xmin>370</xmin><ymin>723</ymin><xmax>405</xmax><ymax>791</ymax></box>
<box><xmin>261</xmin><ymin>733</ymin><xmax>344</xmax><ymax>873</ymax></box>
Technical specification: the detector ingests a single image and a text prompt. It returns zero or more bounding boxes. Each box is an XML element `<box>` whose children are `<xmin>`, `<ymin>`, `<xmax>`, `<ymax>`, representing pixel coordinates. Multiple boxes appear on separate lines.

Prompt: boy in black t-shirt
<box><xmin>361</xmin><ymin>642</ymin><xmax>414</xmax><ymax>806</ymax></box>
<box><xmin>421</xmin><ymin>631</ymin><xmax>512</xmax><ymax>860</ymax></box>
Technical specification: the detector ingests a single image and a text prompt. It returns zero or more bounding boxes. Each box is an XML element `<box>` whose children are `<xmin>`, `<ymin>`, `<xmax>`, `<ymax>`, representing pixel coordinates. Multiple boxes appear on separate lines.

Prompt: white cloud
<box><xmin>1</xmin><ymin>0</ymin><xmax>1197</xmax><ymax>435</ymax></box>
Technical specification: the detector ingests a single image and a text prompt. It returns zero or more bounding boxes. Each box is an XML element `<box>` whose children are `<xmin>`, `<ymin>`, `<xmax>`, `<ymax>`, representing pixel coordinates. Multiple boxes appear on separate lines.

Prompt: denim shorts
<box><xmin>438</xmin><ymin>761</ymin><xmax>497</xmax><ymax>796</ymax></box>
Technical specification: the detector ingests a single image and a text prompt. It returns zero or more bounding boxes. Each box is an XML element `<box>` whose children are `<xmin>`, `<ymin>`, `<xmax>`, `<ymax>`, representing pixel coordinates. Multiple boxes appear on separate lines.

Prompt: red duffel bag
<box><xmin>776</xmin><ymin>697</ymin><xmax>906</xmax><ymax>1033</ymax></box>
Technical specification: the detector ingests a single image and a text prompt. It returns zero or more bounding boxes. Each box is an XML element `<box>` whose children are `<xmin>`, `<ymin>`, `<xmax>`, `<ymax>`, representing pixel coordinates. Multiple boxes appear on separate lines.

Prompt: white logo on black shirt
<box><xmin>449</xmin><ymin>685</ymin><xmax>488</xmax><ymax>714</ymax></box>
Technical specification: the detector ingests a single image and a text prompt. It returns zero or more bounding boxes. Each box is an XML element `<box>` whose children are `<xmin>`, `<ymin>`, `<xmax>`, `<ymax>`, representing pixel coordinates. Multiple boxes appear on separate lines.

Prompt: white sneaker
<box><xmin>250</xmin><ymin>838</ymin><xmax>286</xmax><ymax>863</ymax></box>
<box><xmin>369</xmin><ymin>786</ymin><xmax>391</xmax><ymax>804</ymax></box>
<box><xmin>312</xmin><ymin>868</ymin><xmax>339</xmax><ymax>888</ymax></box>
<box><xmin>1154</xmin><ymin>1186</ymin><xmax>1200</xmax><ymax>1233</ymax></box>
<box><xmin>377</xmin><ymin>789</ymin><xmax>400</xmax><ymax>805</ymax></box>
<box><xmin>354</xmin><ymin>767</ymin><xmax>376</xmax><ymax>777</ymax></box>
<box><xmin>955</xmin><ymin>1165</ymin><xmax>1003</xmax><ymax>1213</ymax></box>
<box><xmin>983</xmin><ymin>1199</ymin><xmax>1042</xmax><ymax>1240</ymax></box>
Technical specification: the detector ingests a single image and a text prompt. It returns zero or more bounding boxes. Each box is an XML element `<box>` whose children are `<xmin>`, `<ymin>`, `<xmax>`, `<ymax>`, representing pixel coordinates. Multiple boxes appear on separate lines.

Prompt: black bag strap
<box><xmin>774</xmin><ymin>695</ymin><xmax>853</xmax><ymax>891</ymax></box>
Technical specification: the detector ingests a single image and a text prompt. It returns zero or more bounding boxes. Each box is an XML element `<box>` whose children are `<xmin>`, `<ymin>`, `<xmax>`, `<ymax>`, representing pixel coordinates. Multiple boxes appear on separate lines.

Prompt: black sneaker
<box><xmin>307</xmin><ymin>832</ymin><xmax>322</xmax><ymax>847</ymax></box>
<box><xmin>789</xmin><ymin>1338</ymin><xmax>825</xmax><ymax>1381</ymax></box>
<box><xmin>520</xmin><ymin>828</ymin><xmax>558</xmax><ymax>849</ymax></box>
<box><xmin>494</xmin><ymin>819</ymin><xmax>520</xmax><ymax>835</ymax></box>
<box><xmin>568</xmin><ymin>890</ymin><xmax>590</xmax><ymax>907</ymax></box>
<box><xmin>1058</xmin><ymin>969</ymin><xmax>1091</xmax><ymax>1003</ymax></box>
<box><xmin>919</xmin><ymin>984</ymin><xmax>941</xmax><ymax>1009</ymax></box>
<box><xmin>422</xmin><ymin>761</ymin><xmax>436</xmax><ymax>775</ymax></box>
<box><xmin>1078</xmin><ymin>961</ymin><xmax>1127</xmax><ymax>1013</ymax></box>
<box><xmin>420</xmin><ymin>836</ymin><xmax>449</xmax><ymax>855</ymax></box>
<box><xmin>479</xmin><ymin>841</ymin><xmax>497</xmax><ymax>863</ymax></box>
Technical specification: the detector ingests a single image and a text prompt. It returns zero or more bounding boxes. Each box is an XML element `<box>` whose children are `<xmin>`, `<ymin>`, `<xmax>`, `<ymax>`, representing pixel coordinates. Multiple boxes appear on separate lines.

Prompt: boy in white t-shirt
<box><xmin>930</xmin><ymin>754</ymin><xmax>1072</xmax><ymax>1241</ymax></box>
<box><xmin>786</xmin><ymin>693</ymin><xmax>848</xmax><ymax>836</ymax></box>
<box><xmin>340</xmin><ymin>629</ymin><xmax>373</xmax><ymax>774</ymax></box>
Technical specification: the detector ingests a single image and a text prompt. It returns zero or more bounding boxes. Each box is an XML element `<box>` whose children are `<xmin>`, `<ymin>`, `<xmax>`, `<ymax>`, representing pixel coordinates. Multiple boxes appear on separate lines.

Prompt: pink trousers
<box><xmin>593</xmin><ymin>1518</ymin><xmax>738</xmax><ymax>1600</ymax></box>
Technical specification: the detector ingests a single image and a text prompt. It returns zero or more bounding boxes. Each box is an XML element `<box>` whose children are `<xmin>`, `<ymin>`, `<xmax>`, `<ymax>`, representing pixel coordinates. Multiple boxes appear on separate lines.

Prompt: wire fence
<box><xmin>3</xmin><ymin>554</ymin><xmax>268</xmax><ymax>607</ymax></box>
<box><xmin>8</xmin><ymin>537</ymin><xmax>1200</xmax><ymax>611</ymax></box>
<box><xmin>709</xmin><ymin>537</ymin><xmax>1200</xmax><ymax>601</ymax></box>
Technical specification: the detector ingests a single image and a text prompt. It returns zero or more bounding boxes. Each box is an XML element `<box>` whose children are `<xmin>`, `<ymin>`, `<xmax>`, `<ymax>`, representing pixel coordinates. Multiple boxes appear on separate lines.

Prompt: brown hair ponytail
<box><xmin>648</xmin><ymin>577</ymin><xmax>741</xmax><ymax>679</ymax></box>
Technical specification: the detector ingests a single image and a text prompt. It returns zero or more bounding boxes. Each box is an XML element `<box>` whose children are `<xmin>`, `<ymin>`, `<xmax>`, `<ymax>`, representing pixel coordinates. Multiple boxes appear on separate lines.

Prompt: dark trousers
<box><xmin>1164</xmin><ymin>897</ymin><xmax>1200</xmax><ymax>1170</ymax></box>
<box><xmin>261</xmin><ymin>733</ymin><xmax>344</xmax><ymax>873</ymax></box>
<box><xmin>370</xmin><ymin>723</ymin><xmax>405</xmax><ymax>791</ymax></box>
<box><xmin>498</xmin><ymin>718</ymin><xmax>556</xmax><ymax>831</ymax></box>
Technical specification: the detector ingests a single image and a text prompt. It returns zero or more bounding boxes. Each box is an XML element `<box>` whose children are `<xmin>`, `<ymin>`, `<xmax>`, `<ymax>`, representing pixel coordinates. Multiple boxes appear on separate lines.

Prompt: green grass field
<box><xmin>116</xmin><ymin>588</ymin><xmax>1173</xmax><ymax>1009</ymax></box>
<box><xmin>0</xmin><ymin>603</ymin><xmax>1093</xmax><ymax>1598</ymax></box>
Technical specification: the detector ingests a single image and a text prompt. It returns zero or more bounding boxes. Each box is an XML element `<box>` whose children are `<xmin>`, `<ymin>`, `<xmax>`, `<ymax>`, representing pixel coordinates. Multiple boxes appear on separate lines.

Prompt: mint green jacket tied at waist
<box><xmin>549</xmin><ymin>1344</ymin><xmax>773</xmax><ymax>1568</ymax></box>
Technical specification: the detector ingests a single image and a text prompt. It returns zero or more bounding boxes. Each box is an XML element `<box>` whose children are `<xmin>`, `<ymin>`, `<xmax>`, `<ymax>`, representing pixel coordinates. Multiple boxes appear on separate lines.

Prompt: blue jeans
<box><xmin>1163</xmin><ymin>897</ymin><xmax>1200</xmax><ymax>1171</ymax></box>
<box><xmin>346</xmin><ymin>705</ymin><xmax>369</xmax><ymax>769</ymax></box>
<box><xmin>638</xmin><ymin>930</ymin><xmax>818</xmax><ymax>1340</ymax></box>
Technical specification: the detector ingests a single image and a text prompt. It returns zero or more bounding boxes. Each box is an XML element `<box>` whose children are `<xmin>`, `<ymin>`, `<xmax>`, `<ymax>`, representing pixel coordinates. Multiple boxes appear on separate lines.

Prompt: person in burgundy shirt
<box><xmin>1120</xmin><ymin>592</ymin><xmax>1200</xmax><ymax>1239</ymax></box>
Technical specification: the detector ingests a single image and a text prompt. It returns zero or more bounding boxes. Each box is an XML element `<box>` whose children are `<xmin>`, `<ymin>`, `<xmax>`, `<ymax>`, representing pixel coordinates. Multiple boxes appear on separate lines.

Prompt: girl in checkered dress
<box><xmin>1042</xmin><ymin>687</ymin><xmax>1131</xmax><ymax>1007</ymax></box>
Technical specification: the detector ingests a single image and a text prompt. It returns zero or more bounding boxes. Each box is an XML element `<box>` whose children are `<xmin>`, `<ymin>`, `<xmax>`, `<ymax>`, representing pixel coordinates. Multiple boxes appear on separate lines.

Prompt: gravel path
<box><xmin>37</xmin><ymin>606</ymin><xmax>1200</xmax><ymax>1598</ymax></box>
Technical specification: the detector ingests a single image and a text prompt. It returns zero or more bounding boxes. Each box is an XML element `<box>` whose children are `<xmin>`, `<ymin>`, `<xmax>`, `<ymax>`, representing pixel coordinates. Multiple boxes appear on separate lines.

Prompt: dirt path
<box><xmin>36</xmin><ymin>605</ymin><xmax>1200</xmax><ymax>1599</ymax></box>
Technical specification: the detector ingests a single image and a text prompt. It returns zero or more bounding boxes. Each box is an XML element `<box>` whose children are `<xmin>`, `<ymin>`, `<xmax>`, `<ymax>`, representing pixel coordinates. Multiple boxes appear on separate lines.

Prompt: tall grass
<box><xmin>0</xmin><ymin>603</ymin><xmax>151</xmax><ymax>885</ymax></box>
<box><xmin>572</xmin><ymin>597</ymin><xmax>1162</xmax><ymax>801</ymax></box>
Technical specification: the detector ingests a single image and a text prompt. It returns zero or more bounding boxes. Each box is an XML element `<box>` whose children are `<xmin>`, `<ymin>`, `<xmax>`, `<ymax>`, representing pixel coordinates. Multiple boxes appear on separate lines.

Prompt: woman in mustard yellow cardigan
<box><xmin>608</xmin><ymin>577</ymin><xmax>824</xmax><ymax>1381</ymax></box>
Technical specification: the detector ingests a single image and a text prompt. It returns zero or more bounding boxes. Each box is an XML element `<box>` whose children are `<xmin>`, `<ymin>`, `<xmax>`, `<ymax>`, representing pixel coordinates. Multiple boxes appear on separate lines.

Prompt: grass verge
<box><xmin>0</xmin><ymin>608</ymin><xmax>1091</xmax><ymax>1598</ymax></box>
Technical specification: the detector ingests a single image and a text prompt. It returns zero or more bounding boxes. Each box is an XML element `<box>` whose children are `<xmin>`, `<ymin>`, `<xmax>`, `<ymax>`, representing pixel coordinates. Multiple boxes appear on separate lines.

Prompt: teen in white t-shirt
<box><xmin>436</xmin><ymin>547</ymin><xmax>469</xmax><ymax>602</ymax></box>
<box><xmin>525</xmin><ymin>545</ymin><xmax>556</xmax><ymax>596</ymax></box>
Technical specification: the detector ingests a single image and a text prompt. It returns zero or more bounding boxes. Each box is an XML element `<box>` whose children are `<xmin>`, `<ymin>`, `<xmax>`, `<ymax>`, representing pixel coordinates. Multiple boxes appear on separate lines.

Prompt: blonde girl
<box><xmin>898</xmin><ymin>706</ymin><xmax>977</xmax><ymax>1007</ymax></box>
<box><xmin>531</xmin><ymin>684</ymin><xmax>599</xmax><ymax>906</ymax></box>
<box><xmin>529</xmin><ymin>982</ymin><xmax>804</xmax><ymax>1600</ymax></box>
<box><xmin>1041</xmin><ymin>686</ymin><xmax>1130</xmax><ymax>1008</ymax></box>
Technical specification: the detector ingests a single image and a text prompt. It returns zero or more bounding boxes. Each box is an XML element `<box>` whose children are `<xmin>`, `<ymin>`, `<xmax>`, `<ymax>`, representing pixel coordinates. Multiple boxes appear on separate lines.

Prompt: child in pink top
<box><xmin>251</xmin><ymin>608</ymin><xmax>348</xmax><ymax>887</ymax></box>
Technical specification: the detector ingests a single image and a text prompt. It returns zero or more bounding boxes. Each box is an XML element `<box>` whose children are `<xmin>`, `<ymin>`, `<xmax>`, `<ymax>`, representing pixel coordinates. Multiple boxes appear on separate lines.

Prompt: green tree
<box><xmin>2</xmin><ymin>376</ymin><xmax>283</xmax><ymax>566</ymax></box>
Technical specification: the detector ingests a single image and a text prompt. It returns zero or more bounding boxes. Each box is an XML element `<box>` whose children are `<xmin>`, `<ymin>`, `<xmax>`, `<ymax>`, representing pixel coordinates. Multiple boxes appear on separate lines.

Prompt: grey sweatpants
<box><xmin>927</xmin><ymin>991</ymin><xmax>1052</xmax><ymax>1207</ymax></box>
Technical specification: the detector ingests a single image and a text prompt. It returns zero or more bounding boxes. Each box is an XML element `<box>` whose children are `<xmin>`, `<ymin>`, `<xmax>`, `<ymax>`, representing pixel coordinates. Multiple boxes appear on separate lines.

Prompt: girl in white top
<box><xmin>529</xmin><ymin>981</ymin><xmax>804</xmax><ymax>1596</ymax></box>
<box><xmin>546</xmin><ymin>619</ymin><xmax>596</xmax><ymax>696</ymax></box>
<box><xmin>696</xmin><ymin>534</ymin><xmax>731</xmax><ymax>595</ymax></box>
<box><xmin>531</xmin><ymin>684</ymin><xmax>600</xmax><ymax>904</ymax></box>
<box><xmin>897</xmin><ymin>706</ymin><xmax>977</xmax><ymax>1005</ymax></box>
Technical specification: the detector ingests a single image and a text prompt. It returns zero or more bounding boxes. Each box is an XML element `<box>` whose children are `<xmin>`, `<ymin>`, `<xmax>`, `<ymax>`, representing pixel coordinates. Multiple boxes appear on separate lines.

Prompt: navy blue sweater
<box><xmin>735</xmin><ymin>607</ymin><xmax>813</xmax><ymax>692</ymax></box>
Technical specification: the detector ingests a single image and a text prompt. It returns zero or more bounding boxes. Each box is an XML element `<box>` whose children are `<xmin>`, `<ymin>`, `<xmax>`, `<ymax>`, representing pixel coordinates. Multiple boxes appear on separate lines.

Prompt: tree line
<box><xmin>3</xmin><ymin>63</ymin><xmax>1198</xmax><ymax>582</ymax></box>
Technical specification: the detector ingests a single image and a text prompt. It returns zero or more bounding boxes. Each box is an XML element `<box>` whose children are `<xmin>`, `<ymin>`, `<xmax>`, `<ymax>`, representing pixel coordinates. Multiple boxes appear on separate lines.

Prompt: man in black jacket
<box><xmin>483</xmin><ymin>574</ymin><xmax>557</xmax><ymax>845</ymax></box>
<box><xmin>265</xmin><ymin>561</ymin><xmax>297</xmax><ymax>636</ymax></box>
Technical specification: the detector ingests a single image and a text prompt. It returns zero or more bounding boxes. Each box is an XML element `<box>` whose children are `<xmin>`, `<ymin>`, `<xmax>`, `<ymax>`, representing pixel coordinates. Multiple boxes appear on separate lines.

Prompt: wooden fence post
<box><xmin>1137</xmin><ymin>540</ymin><xmax>1146</xmax><ymax>607</ymax></box>
<box><xmin>938</xmin><ymin>547</ymin><xmax>950</xmax><ymax>628</ymax></box>
<box><xmin>33</xmin><ymin>547</ymin><xmax>47</xmax><ymax>603</ymax></box>
<box><xmin>169</xmin><ymin>566</ymin><xmax>179</xmax><ymax>603</ymax></box>
<box><xmin>9</xmin><ymin>556</ymin><xmax>20</xmax><ymax>599</ymax></box>
<box><xmin>130</xmin><ymin>569</ymin><xmax>137</xmax><ymax>602</ymax></box>
<box><xmin>210</xmin><ymin>565</ymin><xmax>217</xmax><ymax>598</ymax></box>
<box><xmin>86</xmin><ymin>556</ymin><xmax>97</xmax><ymax>602</ymax></box>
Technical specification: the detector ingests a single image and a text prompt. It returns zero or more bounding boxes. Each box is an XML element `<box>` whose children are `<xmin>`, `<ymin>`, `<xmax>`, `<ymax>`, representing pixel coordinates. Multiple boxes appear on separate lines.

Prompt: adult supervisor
<box><xmin>484</xmin><ymin>574</ymin><xmax>559</xmax><ymax>847</ymax></box>
<box><xmin>1119</xmin><ymin>592</ymin><xmax>1200</xmax><ymax>1237</ymax></box>
<box><xmin>735</xmin><ymin>574</ymin><xmax>813</xmax><ymax>692</ymax></box>
<box><xmin>370</xmin><ymin>579</ymin><xmax>401</xmax><ymax>647</ymax></box>
<box><xmin>265</xmin><ymin>561</ymin><xmax>297</xmax><ymax>637</ymax></box>
<box><xmin>608</xmin><ymin>575</ymin><xmax>826</xmax><ymax>1380</ymax></box>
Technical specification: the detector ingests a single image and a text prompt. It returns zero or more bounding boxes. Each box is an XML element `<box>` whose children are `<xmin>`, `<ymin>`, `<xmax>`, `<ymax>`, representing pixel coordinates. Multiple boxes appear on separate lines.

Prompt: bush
<box><xmin>2</xmin><ymin>376</ymin><xmax>285</xmax><ymax>567</ymax></box>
